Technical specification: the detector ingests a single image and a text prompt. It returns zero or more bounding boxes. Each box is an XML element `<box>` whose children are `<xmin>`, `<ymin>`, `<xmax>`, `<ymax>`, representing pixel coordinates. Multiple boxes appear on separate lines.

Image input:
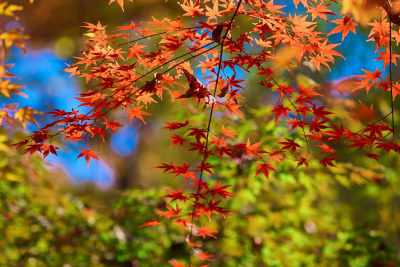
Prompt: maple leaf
<box><xmin>158</xmin><ymin>206</ymin><xmax>182</xmax><ymax>219</ymax></box>
<box><xmin>317</xmin><ymin>144</ymin><xmax>336</xmax><ymax>155</ymax></box>
<box><xmin>109</xmin><ymin>0</ymin><xmax>133</xmax><ymax>12</ymax></box>
<box><xmin>270</xmin><ymin>104</ymin><xmax>291</xmax><ymax>123</ymax></box>
<box><xmin>269</xmin><ymin>149</ymin><xmax>284</xmax><ymax>162</ymax></box>
<box><xmin>324</xmin><ymin>123</ymin><xmax>344</xmax><ymax>142</ymax></box>
<box><xmin>375</xmin><ymin>48</ymin><xmax>400</xmax><ymax>70</ymax></box>
<box><xmin>168</xmin><ymin>259</ymin><xmax>184</xmax><ymax>267</ymax></box>
<box><xmin>206</xmin><ymin>182</ymin><xmax>233</xmax><ymax>199</ymax></box>
<box><xmin>41</xmin><ymin>142</ymin><xmax>59</xmax><ymax>159</ymax></box>
<box><xmin>273</xmin><ymin>83</ymin><xmax>294</xmax><ymax>101</ymax></box>
<box><xmin>103</xmin><ymin>120</ymin><xmax>123</xmax><ymax>134</ymax></box>
<box><xmin>307</xmin><ymin>3</ymin><xmax>336</xmax><ymax>21</ymax></box>
<box><xmin>351</xmin><ymin>101</ymin><xmax>375</xmax><ymax>121</ymax></box>
<box><xmin>172</xmin><ymin>161</ymin><xmax>196</xmax><ymax>181</ymax></box>
<box><xmin>205</xmin><ymin>2</ymin><xmax>220</xmax><ymax>22</ymax></box>
<box><xmin>295</xmin><ymin>157</ymin><xmax>309</xmax><ymax>168</ymax></box>
<box><xmin>286</xmin><ymin>117</ymin><xmax>308</xmax><ymax>131</ymax></box>
<box><xmin>0</xmin><ymin>28</ymin><xmax>29</xmax><ymax>55</ymax></box>
<box><xmin>221</xmin><ymin>125</ymin><xmax>238</xmax><ymax>139</ymax></box>
<box><xmin>186</xmin><ymin>235</ymin><xmax>201</xmax><ymax>248</ymax></box>
<box><xmin>174</xmin><ymin>218</ymin><xmax>191</xmax><ymax>228</ymax></box>
<box><xmin>162</xmin><ymin>120</ymin><xmax>190</xmax><ymax>132</ymax></box>
<box><xmin>166</xmin><ymin>134</ymin><xmax>186</xmax><ymax>149</ymax></box>
<box><xmin>218</xmin><ymin>85</ymin><xmax>229</xmax><ymax>98</ymax></box>
<box><xmin>364</xmin><ymin>152</ymin><xmax>380</xmax><ymax>161</ymax></box>
<box><xmin>246</xmin><ymin>139</ymin><xmax>266</xmax><ymax>159</ymax></box>
<box><xmin>0</xmin><ymin>79</ymin><xmax>26</xmax><ymax>99</ymax></box>
<box><xmin>224</xmin><ymin>100</ymin><xmax>245</xmax><ymax>119</ymax></box>
<box><xmin>297</xmin><ymin>84</ymin><xmax>322</xmax><ymax>98</ymax></box>
<box><xmin>188</xmin><ymin>128</ymin><xmax>207</xmax><ymax>142</ymax></box>
<box><xmin>255</xmin><ymin>163</ymin><xmax>276</xmax><ymax>181</ymax></box>
<box><xmin>278</xmin><ymin>138</ymin><xmax>301</xmax><ymax>153</ymax></box>
<box><xmin>165</xmin><ymin>188</ymin><xmax>189</xmax><ymax>203</ymax></box>
<box><xmin>179</xmin><ymin>68</ymin><xmax>212</xmax><ymax>103</ymax></box>
<box><xmin>14</xmin><ymin>107</ymin><xmax>42</xmax><ymax>128</ymax></box>
<box><xmin>127</xmin><ymin>43</ymin><xmax>146</xmax><ymax>60</ymax></box>
<box><xmin>293</xmin><ymin>0</ymin><xmax>308</xmax><ymax>8</ymax></box>
<box><xmin>328</xmin><ymin>14</ymin><xmax>357</xmax><ymax>41</ymax></box>
<box><xmin>180</xmin><ymin>0</ymin><xmax>204</xmax><ymax>17</ymax></box>
<box><xmin>309</xmin><ymin>117</ymin><xmax>328</xmax><ymax>132</ymax></box>
<box><xmin>319</xmin><ymin>156</ymin><xmax>337</xmax><ymax>167</ymax></box>
<box><xmin>139</xmin><ymin>219</ymin><xmax>160</xmax><ymax>228</ymax></box>
<box><xmin>22</xmin><ymin>143</ymin><xmax>43</xmax><ymax>157</ymax></box>
<box><xmin>125</xmin><ymin>105</ymin><xmax>150</xmax><ymax>124</ymax></box>
<box><xmin>195</xmin><ymin>251</ymin><xmax>214</xmax><ymax>261</ymax></box>
<box><xmin>376</xmin><ymin>140</ymin><xmax>400</xmax><ymax>157</ymax></box>
<box><xmin>196</xmin><ymin>225</ymin><xmax>218</xmax><ymax>239</ymax></box>
<box><xmin>312</xmin><ymin>104</ymin><xmax>333</xmax><ymax>120</ymax></box>
<box><xmin>352</xmin><ymin>68</ymin><xmax>382</xmax><ymax>93</ymax></box>
<box><xmin>76</xmin><ymin>149</ymin><xmax>100</xmax><ymax>167</ymax></box>
<box><xmin>212</xmin><ymin>24</ymin><xmax>224</xmax><ymax>43</ymax></box>
<box><xmin>194</xmin><ymin>161</ymin><xmax>214</xmax><ymax>175</ymax></box>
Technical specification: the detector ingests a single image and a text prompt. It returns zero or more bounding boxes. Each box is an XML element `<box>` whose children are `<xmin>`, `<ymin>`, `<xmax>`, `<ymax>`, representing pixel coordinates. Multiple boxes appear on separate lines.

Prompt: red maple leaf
<box><xmin>270</xmin><ymin>104</ymin><xmax>291</xmax><ymax>123</ymax></box>
<box><xmin>364</xmin><ymin>152</ymin><xmax>380</xmax><ymax>161</ymax></box>
<box><xmin>184</xmin><ymin>235</ymin><xmax>201</xmax><ymax>249</ymax></box>
<box><xmin>166</xmin><ymin>134</ymin><xmax>186</xmax><ymax>149</ymax></box>
<box><xmin>278</xmin><ymin>138</ymin><xmax>300</xmax><ymax>153</ymax></box>
<box><xmin>165</xmin><ymin>188</ymin><xmax>189</xmax><ymax>203</ymax></box>
<box><xmin>255</xmin><ymin>163</ymin><xmax>276</xmax><ymax>181</ymax></box>
<box><xmin>351</xmin><ymin>101</ymin><xmax>375</xmax><ymax>121</ymax></box>
<box><xmin>317</xmin><ymin>144</ymin><xmax>336</xmax><ymax>155</ymax></box>
<box><xmin>295</xmin><ymin>156</ymin><xmax>309</xmax><ymax>168</ymax></box>
<box><xmin>162</xmin><ymin>120</ymin><xmax>190</xmax><ymax>132</ymax></box>
<box><xmin>206</xmin><ymin>182</ymin><xmax>233</xmax><ymax>199</ymax></box>
<box><xmin>312</xmin><ymin>104</ymin><xmax>333</xmax><ymax>120</ymax></box>
<box><xmin>158</xmin><ymin>206</ymin><xmax>182</xmax><ymax>219</ymax></box>
<box><xmin>319</xmin><ymin>156</ymin><xmax>337</xmax><ymax>167</ymax></box>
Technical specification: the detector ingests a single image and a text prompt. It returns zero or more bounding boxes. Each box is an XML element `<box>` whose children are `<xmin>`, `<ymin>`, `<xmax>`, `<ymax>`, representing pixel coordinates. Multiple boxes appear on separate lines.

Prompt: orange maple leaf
<box><xmin>109</xmin><ymin>0</ymin><xmax>133</xmax><ymax>12</ymax></box>
<box><xmin>180</xmin><ymin>0</ymin><xmax>204</xmax><ymax>17</ymax></box>
<box><xmin>196</xmin><ymin>225</ymin><xmax>218</xmax><ymax>239</ymax></box>
<box><xmin>269</xmin><ymin>149</ymin><xmax>284</xmax><ymax>162</ymax></box>
<box><xmin>246</xmin><ymin>139</ymin><xmax>266</xmax><ymax>159</ymax></box>
<box><xmin>126</xmin><ymin>105</ymin><xmax>150</xmax><ymax>124</ymax></box>
<box><xmin>195</xmin><ymin>251</ymin><xmax>214</xmax><ymax>261</ymax></box>
<box><xmin>307</xmin><ymin>3</ymin><xmax>336</xmax><ymax>21</ymax></box>
<box><xmin>221</xmin><ymin>125</ymin><xmax>238</xmax><ymax>139</ymax></box>
<box><xmin>328</xmin><ymin>14</ymin><xmax>357</xmax><ymax>41</ymax></box>
<box><xmin>168</xmin><ymin>259</ymin><xmax>184</xmax><ymax>267</ymax></box>
<box><xmin>76</xmin><ymin>149</ymin><xmax>100</xmax><ymax>167</ymax></box>
<box><xmin>139</xmin><ymin>219</ymin><xmax>160</xmax><ymax>228</ymax></box>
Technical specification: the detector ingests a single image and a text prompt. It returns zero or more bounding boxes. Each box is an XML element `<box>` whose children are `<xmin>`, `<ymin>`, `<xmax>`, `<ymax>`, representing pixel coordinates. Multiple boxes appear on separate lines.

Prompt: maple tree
<box><xmin>5</xmin><ymin>0</ymin><xmax>400</xmax><ymax>265</ymax></box>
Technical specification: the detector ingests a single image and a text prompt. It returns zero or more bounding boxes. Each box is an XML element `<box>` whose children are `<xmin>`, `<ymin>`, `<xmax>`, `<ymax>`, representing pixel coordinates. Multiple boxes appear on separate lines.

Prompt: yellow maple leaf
<box><xmin>14</xmin><ymin>107</ymin><xmax>43</xmax><ymax>128</ymax></box>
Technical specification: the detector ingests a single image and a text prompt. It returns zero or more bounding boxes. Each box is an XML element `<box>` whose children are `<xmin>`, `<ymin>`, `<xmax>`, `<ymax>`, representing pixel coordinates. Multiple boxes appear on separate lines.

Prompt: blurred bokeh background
<box><xmin>1</xmin><ymin>0</ymin><xmax>400</xmax><ymax>266</ymax></box>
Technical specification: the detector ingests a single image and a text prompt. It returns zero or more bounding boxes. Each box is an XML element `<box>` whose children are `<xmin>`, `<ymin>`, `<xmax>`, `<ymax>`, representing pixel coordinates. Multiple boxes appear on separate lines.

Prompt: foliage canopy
<box><xmin>1</xmin><ymin>0</ymin><xmax>400</xmax><ymax>266</ymax></box>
